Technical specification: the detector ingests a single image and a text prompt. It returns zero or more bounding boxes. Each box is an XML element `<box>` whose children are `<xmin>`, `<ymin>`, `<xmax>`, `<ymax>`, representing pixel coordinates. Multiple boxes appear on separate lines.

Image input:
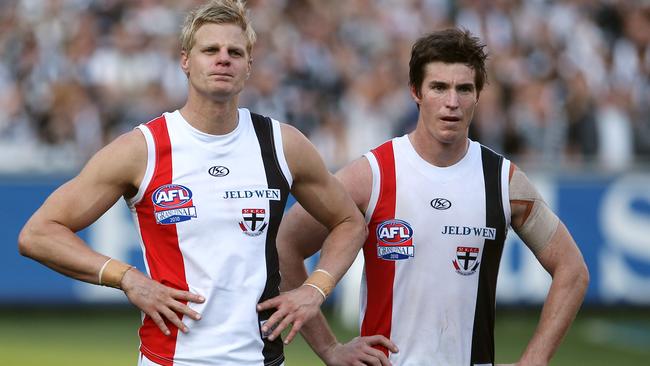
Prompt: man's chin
<box><xmin>202</xmin><ymin>87</ymin><xmax>243</xmax><ymax>102</ymax></box>
<box><xmin>437</xmin><ymin>131</ymin><xmax>466</xmax><ymax>145</ymax></box>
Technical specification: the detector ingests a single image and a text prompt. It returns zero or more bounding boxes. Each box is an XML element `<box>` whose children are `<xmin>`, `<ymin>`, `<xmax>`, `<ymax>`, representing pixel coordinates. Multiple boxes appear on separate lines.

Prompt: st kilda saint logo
<box><xmin>239</xmin><ymin>208</ymin><xmax>268</xmax><ymax>236</ymax></box>
<box><xmin>453</xmin><ymin>246</ymin><xmax>481</xmax><ymax>275</ymax></box>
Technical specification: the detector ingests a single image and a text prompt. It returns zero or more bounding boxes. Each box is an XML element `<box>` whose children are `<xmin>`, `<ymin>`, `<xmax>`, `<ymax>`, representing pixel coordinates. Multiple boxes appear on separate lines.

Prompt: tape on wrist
<box><xmin>313</xmin><ymin>269</ymin><xmax>335</xmax><ymax>280</ymax></box>
<box><xmin>302</xmin><ymin>269</ymin><xmax>336</xmax><ymax>300</ymax></box>
<box><xmin>98</xmin><ymin>258</ymin><xmax>134</xmax><ymax>289</ymax></box>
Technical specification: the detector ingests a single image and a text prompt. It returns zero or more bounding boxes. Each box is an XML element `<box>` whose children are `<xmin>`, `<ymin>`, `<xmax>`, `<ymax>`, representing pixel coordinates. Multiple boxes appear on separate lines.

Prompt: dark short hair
<box><xmin>409</xmin><ymin>28</ymin><xmax>488</xmax><ymax>96</ymax></box>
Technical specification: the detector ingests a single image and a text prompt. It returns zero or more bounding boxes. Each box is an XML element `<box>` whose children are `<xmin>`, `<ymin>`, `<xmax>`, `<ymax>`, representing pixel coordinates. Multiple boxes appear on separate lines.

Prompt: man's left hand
<box><xmin>257</xmin><ymin>285</ymin><xmax>324</xmax><ymax>344</ymax></box>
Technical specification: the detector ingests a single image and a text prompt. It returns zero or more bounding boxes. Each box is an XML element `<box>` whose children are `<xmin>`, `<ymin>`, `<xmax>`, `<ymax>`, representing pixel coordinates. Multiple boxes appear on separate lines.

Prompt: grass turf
<box><xmin>0</xmin><ymin>307</ymin><xmax>648</xmax><ymax>365</ymax></box>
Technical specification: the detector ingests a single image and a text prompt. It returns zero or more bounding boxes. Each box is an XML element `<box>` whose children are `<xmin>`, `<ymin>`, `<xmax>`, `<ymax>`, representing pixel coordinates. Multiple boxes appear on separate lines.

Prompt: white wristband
<box><xmin>98</xmin><ymin>258</ymin><xmax>112</xmax><ymax>286</ymax></box>
<box><xmin>314</xmin><ymin>268</ymin><xmax>335</xmax><ymax>280</ymax></box>
<box><xmin>302</xmin><ymin>283</ymin><xmax>327</xmax><ymax>300</ymax></box>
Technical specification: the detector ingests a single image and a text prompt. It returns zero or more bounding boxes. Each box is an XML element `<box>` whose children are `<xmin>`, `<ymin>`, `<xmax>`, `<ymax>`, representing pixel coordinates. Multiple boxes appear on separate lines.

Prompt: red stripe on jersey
<box><xmin>361</xmin><ymin>140</ymin><xmax>397</xmax><ymax>357</ymax></box>
<box><xmin>135</xmin><ymin>116</ymin><xmax>189</xmax><ymax>366</ymax></box>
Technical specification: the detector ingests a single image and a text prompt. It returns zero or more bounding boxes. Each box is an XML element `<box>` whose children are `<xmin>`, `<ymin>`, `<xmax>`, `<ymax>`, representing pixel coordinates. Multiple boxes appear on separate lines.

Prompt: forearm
<box><xmin>279</xmin><ymin>242</ymin><xmax>310</xmax><ymax>292</ymax></box>
<box><xmin>301</xmin><ymin>311</ymin><xmax>340</xmax><ymax>361</ymax></box>
<box><xmin>18</xmin><ymin>219</ymin><xmax>112</xmax><ymax>284</ymax></box>
<box><xmin>315</xmin><ymin>217</ymin><xmax>367</xmax><ymax>282</ymax></box>
<box><xmin>520</xmin><ymin>265</ymin><xmax>589</xmax><ymax>365</ymax></box>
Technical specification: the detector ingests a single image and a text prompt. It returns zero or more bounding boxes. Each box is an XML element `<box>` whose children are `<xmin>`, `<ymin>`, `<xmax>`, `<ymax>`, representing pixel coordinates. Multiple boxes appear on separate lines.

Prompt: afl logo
<box><xmin>208</xmin><ymin>166</ymin><xmax>229</xmax><ymax>177</ymax></box>
<box><xmin>430</xmin><ymin>198</ymin><xmax>452</xmax><ymax>210</ymax></box>
<box><xmin>377</xmin><ymin>219</ymin><xmax>414</xmax><ymax>245</ymax></box>
<box><xmin>153</xmin><ymin>184</ymin><xmax>193</xmax><ymax>208</ymax></box>
<box><xmin>376</xmin><ymin>219</ymin><xmax>414</xmax><ymax>261</ymax></box>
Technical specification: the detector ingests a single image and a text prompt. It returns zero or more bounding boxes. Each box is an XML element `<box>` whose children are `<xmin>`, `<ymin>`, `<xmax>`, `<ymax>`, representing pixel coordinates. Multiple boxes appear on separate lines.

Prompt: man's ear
<box><xmin>181</xmin><ymin>50</ymin><xmax>190</xmax><ymax>76</ymax></box>
<box><xmin>410</xmin><ymin>84</ymin><xmax>421</xmax><ymax>105</ymax></box>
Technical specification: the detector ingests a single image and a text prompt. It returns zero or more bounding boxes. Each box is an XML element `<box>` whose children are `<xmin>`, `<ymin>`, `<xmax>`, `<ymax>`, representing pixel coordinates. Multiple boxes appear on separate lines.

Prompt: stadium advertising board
<box><xmin>1</xmin><ymin>173</ymin><xmax>649</xmax><ymax>306</ymax></box>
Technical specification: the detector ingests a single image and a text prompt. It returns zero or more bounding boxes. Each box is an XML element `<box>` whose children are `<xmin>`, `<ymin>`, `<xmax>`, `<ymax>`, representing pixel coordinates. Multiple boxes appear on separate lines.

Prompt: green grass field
<box><xmin>1</xmin><ymin>307</ymin><xmax>648</xmax><ymax>365</ymax></box>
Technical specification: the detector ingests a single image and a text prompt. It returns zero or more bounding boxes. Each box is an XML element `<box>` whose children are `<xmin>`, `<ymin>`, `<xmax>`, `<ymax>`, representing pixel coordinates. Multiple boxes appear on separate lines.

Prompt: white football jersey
<box><xmin>360</xmin><ymin>135</ymin><xmax>511</xmax><ymax>366</ymax></box>
<box><xmin>126</xmin><ymin>109</ymin><xmax>291</xmax><ymax>366</ymax></box>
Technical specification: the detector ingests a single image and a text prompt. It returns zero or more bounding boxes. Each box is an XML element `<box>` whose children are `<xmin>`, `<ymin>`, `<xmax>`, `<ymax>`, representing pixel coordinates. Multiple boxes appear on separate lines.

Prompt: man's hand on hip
<box><xmin>256</xmin><ymin>285</ymin><xmax>324</xmax><ymax>344</ymax></box>
<box><xmin>322</xmin><ymin>335</ymin><xmax>399</xmax><ymax>366</ymax></box>
<box><xmin>121</xmin><ymin>269</ymin><xmax>205</xmax><ymax>336</ymax></box>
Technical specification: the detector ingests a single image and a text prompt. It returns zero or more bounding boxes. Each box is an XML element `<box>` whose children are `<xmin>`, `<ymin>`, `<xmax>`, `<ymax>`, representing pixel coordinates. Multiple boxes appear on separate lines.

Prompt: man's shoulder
<box><xmin>362</xmin><ymin>137</ymin><xmax>401</xmax><ymax>166</ymax></box>
<box><xmin>335</xmin><ymin>157</ymin><xmax>372</xmax><ymax>212</ymax></box>
<box><xmin>111</xmin><ymin>128</ymin><xmax>147</xmax><ymax>153</ymax></box>
<box><xmin>277</xmin><ymin>121</ymin><xmax>306</xmax><ymax>144</ymax></box>
<box><xmin>137</xmin><ymin>112</ymin><xmax>171</xmax><ymax>132</ymax></box>
<box><xmin>69</xmin><ymin>127</ymin><xmax>147</xmax><ymax>199</ymax></box>
<box><xmin>90</xmin><ymin>129</ymin><xmax>147</xmax><ymax>182</ymax></box>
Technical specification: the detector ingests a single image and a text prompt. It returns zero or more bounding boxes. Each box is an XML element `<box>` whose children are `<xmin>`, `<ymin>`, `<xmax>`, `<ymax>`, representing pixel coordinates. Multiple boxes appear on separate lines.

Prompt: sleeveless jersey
<box><xmin>360</xmin><ymin>135</ymin><xmax>511</xmax><ymax>366</ymax></box>
<box><xmin>126</xmin><ymin>109</ymin><xmax>291</xmax><ymax>366</ymax></box>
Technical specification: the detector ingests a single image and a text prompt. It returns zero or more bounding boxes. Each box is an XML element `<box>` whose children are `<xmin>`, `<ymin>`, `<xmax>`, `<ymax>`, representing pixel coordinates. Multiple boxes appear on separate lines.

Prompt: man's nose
<box><xmin>445</xmin><ymin>90</ymin><xmax>460</xmax><ymax>108</ymax></box>
<box><xmin>215</xmin><ymin>48</ymin><xmax>231</xmax><ymax>64</ymax></box>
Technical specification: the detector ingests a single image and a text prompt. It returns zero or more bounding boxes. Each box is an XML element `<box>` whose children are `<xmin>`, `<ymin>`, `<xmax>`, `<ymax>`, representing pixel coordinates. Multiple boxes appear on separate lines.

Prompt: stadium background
<box><xmin>1</xmin><ymin>0</ymin><xmax>649</xmax><ymax>365</ymax></box>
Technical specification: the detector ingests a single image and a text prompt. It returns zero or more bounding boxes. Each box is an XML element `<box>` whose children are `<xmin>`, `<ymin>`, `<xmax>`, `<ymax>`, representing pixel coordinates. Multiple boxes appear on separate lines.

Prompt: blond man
<box><xmin>19</xmin><ymin>1</ymin><xmax>367</xmax><ymax>365</ymax></box>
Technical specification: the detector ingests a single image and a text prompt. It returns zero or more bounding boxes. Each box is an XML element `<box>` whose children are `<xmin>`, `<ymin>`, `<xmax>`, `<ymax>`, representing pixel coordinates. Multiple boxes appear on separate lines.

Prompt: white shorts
<box><xmin>138</xmin><ymin>353</ymin><xmax>285</xmax><ymax>366</ymax></box>
<box><xmin>138</xmin><ymin>353</ymin><xmax>159</xmax><ymax>366</ymax></box>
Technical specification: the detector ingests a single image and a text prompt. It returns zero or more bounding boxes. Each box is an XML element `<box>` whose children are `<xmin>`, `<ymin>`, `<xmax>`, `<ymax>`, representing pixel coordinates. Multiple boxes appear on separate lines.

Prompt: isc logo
<box><xmin>377</xmin><ymin>219</ymin><xmax>413</xmax><ymax>245</ymax></box>
<box><xmin>152</xmin><ymin>184</ymin><xmax>193</xmax><ymax>208</ymax></box>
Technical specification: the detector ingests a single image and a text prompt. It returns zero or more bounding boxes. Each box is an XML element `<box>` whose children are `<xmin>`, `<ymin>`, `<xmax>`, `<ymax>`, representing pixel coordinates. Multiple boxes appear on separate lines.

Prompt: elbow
<box><xmin>565</xmin><ymin>259</ymin><xmax>590</xmax><ymax>298</ymax></box>
<box><xmin>578</xmin><ymin>261</ymin><xmax>590</xmax><ymax>293</ymax></box>
<box><xmin>356</xmin><ymin>214</ymin><xmax>369</xmax><ymax>247</ymax></box>
<box><xmin>277</xmin><ymin>241</ymin><xmax>299</xmax><ymax>268</ymax></box>
<box><xmin>356</xmin><ymin>221</ymin><xmax>369</xmax><ymax>250</ymax></box>
<box><xmin>18</xmin><ymin>224</ymin><xmax>35</xmax><ymax>258</ymax></box>
<box><xmin>18</xmin><ymin>219</ymin><xmax>46</xmax><ymax>259</ymax></box>
<box><xmin>278</xmin><ymin>243</ymin><xmax>303</xmax><ymax>268</ymax></box>
<box><xmin>360</xmin><ymin>218</ymin><xmax>369</xmax><ymax>238</ymax></box>
<box><xmin>553</xmin><ymin>257</ymin><xmax>590</xmax><ymax>299</ymax></box>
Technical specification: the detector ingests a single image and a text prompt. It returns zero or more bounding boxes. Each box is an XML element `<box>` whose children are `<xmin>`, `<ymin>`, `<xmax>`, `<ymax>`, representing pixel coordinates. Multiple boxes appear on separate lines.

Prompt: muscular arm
<box><xmin>285</xmin><ymin>148</ymin><xmax>374</xmax><ymax>279</ymax></box>
<box><xmin>509</xmin><ymin>165</ymin><xmax>589</xmax><ymax>366</ymax></box>
<box><xmin>18</xmin><ymin>130</ymin><xmax>204</xmax><ymax>335</ymax></box>
<box><xmin>277</xmin><ymin>156</ymin><xmax>373</xmax><ymax>270</ymax></box>
<box><xmin>277</xmin><ymin>157</ymin><xmax>397</xmax><ymax>365</ymax></box>
<box><xmin>257</xmin><ymin>124</ymin><xmax>369</xmax><ymax>343</ymax></box>
<box><xmin>18</xmin><ymin>130</ymin><xmax>145</xmax><ymax>283</ymax></box>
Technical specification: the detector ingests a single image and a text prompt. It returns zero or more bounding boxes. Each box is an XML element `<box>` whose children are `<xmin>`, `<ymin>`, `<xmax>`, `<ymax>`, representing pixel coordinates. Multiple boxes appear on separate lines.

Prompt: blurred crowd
<box><xmin>1</xmin><ymin>0</ymin><xmax>649</xmax><ymax>173</ymax></box>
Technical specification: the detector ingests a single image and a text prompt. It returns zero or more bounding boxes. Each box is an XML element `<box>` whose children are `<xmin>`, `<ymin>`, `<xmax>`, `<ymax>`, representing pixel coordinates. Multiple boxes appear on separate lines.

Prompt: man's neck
<box><xmin>408</xmin><ymin>127</ymin><xmax>469</xmax><ymax>168</ymax></box>
<box><xmin>179</xmin><ymin>95</ymin><xmax>240</xmax><ymax>135</ymax></box>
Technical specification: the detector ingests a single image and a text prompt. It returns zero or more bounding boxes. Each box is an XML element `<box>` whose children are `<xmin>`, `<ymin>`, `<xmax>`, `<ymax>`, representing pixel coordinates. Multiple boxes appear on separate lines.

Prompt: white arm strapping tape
<box><xmin>510</xmin><ymin>169</ymin><xmax>559</xmax><ymax>254</ymax></box>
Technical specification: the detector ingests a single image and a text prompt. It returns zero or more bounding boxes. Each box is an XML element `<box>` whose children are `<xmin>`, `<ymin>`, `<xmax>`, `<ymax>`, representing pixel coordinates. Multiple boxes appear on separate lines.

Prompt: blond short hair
<box><xmin>180</xmin><ymin>0</ymin><xmax>256</xmax><ymax>54</ymax></box>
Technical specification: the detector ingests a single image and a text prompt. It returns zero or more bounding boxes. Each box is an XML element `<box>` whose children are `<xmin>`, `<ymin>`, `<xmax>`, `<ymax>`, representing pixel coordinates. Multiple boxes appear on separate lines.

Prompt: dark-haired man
<box><xmin>278</xmin><ymin>28</ymin><xmax>589</xmax><ymax>366</ymax></box>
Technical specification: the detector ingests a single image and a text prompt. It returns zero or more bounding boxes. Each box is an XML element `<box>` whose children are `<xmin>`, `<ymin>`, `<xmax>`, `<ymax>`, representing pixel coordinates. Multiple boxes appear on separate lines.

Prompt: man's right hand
<box><xmin>120</xmin><ymin>269</ymin><xmax>205</xmax><ymax>336</ymax></box>
<box><xmin>321</xmin><ymin>335</ymin><xmax>399</xmax><ymax>366</ymax></box>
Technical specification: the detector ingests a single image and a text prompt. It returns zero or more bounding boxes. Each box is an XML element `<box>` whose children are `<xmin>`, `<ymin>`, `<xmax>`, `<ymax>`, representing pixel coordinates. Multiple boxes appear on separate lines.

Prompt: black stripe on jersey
<box><xmin>251</xmin><ymin>112</ymin><xmax>290</xmax><ymax>366</ymax></box>
<box><xmin>470</xmin><ymin>146</ymin><xmax>507</xmax><ymax>365</ymax></box>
